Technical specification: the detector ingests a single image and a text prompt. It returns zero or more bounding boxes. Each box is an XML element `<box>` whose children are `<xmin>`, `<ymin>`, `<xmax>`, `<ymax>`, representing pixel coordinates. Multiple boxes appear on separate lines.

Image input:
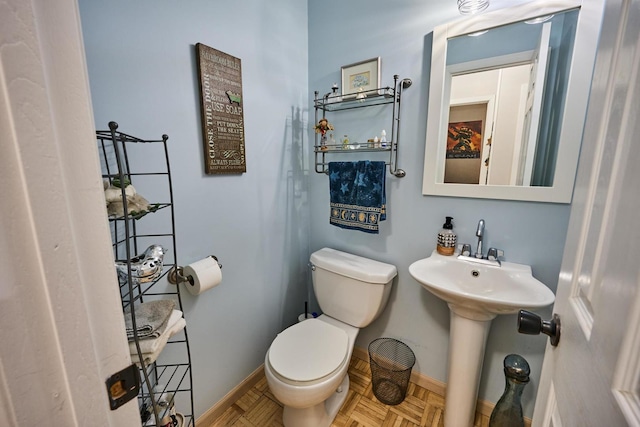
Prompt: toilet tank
<box><xmin>310</xmin><ymin>248</ymin><xmax>397</xmax><ymax>328</ymax></box>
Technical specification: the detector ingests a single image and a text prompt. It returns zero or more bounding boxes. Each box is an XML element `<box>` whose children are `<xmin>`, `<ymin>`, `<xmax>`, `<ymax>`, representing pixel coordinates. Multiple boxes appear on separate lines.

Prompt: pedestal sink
<box><xmin>409</xmin><ymin>251</ymin><xmax>554</xmax><ymax>427</ymax></box>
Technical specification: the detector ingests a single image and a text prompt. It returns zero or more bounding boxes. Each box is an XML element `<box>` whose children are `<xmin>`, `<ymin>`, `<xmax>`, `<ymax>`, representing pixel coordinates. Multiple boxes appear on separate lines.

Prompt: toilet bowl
<box><xmin>264</xmin><ymin>315</ymin><xmax>358</xmax><ymax>427</ymax></box>
<box><xmin>264</xmin><ymin>248</ymin><xmax>397</xmax><ymax>427</ymax></box>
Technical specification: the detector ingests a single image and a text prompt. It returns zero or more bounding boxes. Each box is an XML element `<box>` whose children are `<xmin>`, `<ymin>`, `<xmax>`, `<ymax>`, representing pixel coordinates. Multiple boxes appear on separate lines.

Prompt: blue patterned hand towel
<box><xmin>329</xmin><ymin>161</ymin><xmax>386</xmax><ymax>234</ymax></box>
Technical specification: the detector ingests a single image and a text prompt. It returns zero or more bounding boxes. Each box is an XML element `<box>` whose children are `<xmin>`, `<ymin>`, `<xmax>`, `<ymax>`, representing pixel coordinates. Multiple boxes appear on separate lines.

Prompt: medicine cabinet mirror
<box><xmin>422</xmin><ymin>0</ymin><xmax>604</xmax><ymax>203</ymax></box>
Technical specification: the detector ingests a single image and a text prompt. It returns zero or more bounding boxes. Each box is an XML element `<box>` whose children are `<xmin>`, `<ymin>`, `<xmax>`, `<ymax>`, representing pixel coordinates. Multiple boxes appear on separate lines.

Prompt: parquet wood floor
<box><xmin>208</xmin><ymin>355</ymin><xmax>490</xmax><ymax>427</ymax></box>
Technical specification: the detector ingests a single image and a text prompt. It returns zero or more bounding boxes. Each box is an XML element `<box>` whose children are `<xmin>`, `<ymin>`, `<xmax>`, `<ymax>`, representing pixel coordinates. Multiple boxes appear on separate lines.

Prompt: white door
<box><xmin>0</xmin><ymin>0</ymin><xmax>138</xmax><ymax>425</ymax></box>
<box><xmin>516</xmin><ymin>22</ymin><xmax>551</xmax><ymax>186</ymax></box>
<box><xmin>533</xmin><ymin>0</ymin><xmax>640</xmax><ymax>425</ymax></box>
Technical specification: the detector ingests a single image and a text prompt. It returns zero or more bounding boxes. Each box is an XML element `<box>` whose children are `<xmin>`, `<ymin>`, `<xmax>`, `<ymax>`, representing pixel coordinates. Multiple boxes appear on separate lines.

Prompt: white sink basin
<box><xmin>409</xmin><ymin>250</ymin><xmax>555</xmax><ymax>426</ymax></box>
<box><xmin>409</xmin><ymin>250</ymin><xmax>554</xmax><ymax>316</ymax></box>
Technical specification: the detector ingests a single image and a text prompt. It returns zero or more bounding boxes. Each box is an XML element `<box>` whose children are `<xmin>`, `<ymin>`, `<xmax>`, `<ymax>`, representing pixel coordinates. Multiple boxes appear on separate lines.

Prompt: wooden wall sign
<box><xmin>196</xmin><ymin>43</ymin><xmax>246</xmax><ymax>174</ymax></box>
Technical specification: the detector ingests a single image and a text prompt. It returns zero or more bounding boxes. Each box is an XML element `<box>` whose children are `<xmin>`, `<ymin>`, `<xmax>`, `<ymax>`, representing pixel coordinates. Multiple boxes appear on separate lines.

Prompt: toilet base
<box><xmin>282</xmin><ymin>374</ymin><xmax>350</xmax><ymax>427</ymax></box>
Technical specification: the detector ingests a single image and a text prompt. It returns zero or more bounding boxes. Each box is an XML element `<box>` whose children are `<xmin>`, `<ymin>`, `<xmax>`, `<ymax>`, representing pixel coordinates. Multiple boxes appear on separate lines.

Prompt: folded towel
<box><xmin>129</xmin><ymin>310</ymin><xmax>183</xmax><ymax>354</ymax></box>
<box><xmin>130</xmin><ymin>317</ymin><xmax>187</xmax><ymax>366</ymax></box>
<box><xmin>329</xmin><ymin>161</ymin><xmax>386</xmax><ymax>234</ymax></box>
<box><xmin>129</xmin><ymin>308</ymin><xmax>183</xmax><ymax>345</ymax></box>
<box><xmin>124</xmin><ymin>299</ymin><xmax>176</xmax><ymax>340</ymax></box>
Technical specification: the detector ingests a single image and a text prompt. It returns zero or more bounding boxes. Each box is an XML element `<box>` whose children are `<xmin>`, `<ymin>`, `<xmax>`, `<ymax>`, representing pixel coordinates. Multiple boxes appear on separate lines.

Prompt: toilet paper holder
<box><xmin>168</xmin><ymin>255</ymin><xmax>222</xmax><ymax>285</ymax></box>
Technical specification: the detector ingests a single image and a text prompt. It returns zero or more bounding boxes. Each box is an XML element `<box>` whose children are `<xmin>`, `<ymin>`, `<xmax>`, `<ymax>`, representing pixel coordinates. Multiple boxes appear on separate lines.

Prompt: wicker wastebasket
<box><xmin>368</xmin><ymin>338</ymin><xmax>416</xmax><ymax>405</ymax></box>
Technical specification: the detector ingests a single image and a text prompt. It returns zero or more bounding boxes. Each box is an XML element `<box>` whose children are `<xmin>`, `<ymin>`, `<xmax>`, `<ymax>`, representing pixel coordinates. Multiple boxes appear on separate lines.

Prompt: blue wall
<box><xmin>307</xmin><ymin>0</ymin><xmax>570</xmax><ymax>417</ymax></box>
<box><xmin>79</xmin><ymin>0</ymin><xmax>309</xmax><ymax>417</ymax></box>
<box><xmin>80</xmin><ymin>0</ymin><xmax>572</xmax><ymax>419</ymax></box>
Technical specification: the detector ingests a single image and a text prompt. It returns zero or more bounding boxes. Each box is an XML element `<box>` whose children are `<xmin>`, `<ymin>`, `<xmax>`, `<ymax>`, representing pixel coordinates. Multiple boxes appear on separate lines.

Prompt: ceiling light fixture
<box><xmin>457</xmin><ymin>0</ymin><xmax>490</xmax><ymax>15</ymax></box>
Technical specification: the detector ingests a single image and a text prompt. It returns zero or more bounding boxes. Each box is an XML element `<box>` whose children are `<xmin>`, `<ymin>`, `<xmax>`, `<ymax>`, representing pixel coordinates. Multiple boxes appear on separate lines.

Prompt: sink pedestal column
<box><xmin>444</xmin><ymin>305</ymin><xmax>496</xmax><ymax>427</ymax></box>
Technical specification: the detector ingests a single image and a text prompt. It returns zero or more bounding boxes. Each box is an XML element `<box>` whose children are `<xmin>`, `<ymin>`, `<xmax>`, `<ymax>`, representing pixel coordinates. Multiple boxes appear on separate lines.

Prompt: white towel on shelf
<box><xmin>130</xmin><ymin>317</ymin><xmax>186</xmax><ymax>366</ymax></box>
<box><xmin>124</xmin><ymin>299</ymin><xmax>176</xmax><ymax>340</ymax></box>
<box><xmin>129</xmin><ymin>310</ymin><xmax>184</xmax><ymax>358</ymax></box>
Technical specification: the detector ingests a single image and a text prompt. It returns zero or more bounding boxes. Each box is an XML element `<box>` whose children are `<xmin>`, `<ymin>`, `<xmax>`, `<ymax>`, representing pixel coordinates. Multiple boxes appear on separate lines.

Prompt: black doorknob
<box><xmin>517</xmin><ymin>310</ymin><xmax>561</xmax><ymax>346</ymax></box>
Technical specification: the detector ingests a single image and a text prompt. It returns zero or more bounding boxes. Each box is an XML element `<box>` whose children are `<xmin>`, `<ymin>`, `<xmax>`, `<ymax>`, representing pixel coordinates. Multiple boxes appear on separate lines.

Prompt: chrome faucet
<box><xmin>457</xmin><ymin>219</ymin><xmax>504</xmax><ymax>267</ymax></box>
<box><xmin>474</xmin><ymin>219</ymin><xmax>485</xmax><ymax>259</ymax></box>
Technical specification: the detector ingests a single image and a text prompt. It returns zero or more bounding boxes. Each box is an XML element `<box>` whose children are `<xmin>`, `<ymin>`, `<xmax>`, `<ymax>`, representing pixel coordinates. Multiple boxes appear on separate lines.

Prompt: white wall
<box><xmin>308</xmin><ymin>0</ymin><xmax>570</xmax><ymax>418</ymax></box>
<box><xmin>79</xmin><ymin>0</ymin><xmax>309</xmax><ymax>417</ymax></box>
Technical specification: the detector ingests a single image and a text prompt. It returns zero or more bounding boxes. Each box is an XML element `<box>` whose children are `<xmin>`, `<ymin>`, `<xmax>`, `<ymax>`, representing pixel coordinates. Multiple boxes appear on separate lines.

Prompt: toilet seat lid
<box><xmin>269</xmin><ymin>319</ymin><xmax>349</xmax><ymax>382</ymax></box>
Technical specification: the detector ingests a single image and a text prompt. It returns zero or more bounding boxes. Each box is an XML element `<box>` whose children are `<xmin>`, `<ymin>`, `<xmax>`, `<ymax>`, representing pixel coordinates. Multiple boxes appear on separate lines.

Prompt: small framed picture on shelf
<box><xmin>341</xmin><ymin>57</ymin><xmax>381</xmax><ymax>98</ymax></box>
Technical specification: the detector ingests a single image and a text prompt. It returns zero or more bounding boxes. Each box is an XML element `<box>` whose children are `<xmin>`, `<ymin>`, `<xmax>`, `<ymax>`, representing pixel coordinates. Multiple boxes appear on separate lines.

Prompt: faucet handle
<box><xmin>459</xmin><ymin>243</ymin><xmax>472</xmax><ymax>257</ymax></box>
<box><xmin>487</xmin><ymin>248</ymin><xmax>504</xmax><ymax>261</ymax></box>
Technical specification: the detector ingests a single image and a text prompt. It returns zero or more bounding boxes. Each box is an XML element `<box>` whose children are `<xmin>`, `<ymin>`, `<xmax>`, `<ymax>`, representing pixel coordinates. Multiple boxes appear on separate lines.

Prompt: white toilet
<box><xmin>264</xmin><ymin>247</ymin><xmax>397</xmax><ymax>427</ymax></box>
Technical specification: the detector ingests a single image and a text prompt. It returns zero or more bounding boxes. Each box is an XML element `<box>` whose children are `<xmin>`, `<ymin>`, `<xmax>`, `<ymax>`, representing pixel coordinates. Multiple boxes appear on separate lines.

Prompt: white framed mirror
<box><xmin>423</xmin><ymin>0</ymin><xmax>605</xmax><ymax>203</ymax></box>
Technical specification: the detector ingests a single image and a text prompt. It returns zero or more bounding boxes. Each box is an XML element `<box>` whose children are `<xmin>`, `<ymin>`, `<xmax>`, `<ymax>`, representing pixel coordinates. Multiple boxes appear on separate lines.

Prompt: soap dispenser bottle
<box><xmin>437</xmin><ymin>216</ymin><xmax>457</xmax><ymax>256</ymax></box>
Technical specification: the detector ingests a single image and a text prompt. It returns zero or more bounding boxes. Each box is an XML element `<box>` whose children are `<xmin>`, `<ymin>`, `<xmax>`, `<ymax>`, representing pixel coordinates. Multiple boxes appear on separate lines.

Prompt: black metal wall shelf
<box><xmin>314</xmin><ymin>74</ymin><xmax>411</xmax><ymax>177</ymax></box>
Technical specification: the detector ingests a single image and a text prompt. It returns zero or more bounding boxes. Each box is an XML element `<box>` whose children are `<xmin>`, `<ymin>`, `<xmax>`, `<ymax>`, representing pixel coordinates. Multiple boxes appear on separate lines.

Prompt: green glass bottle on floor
<box><xmin>489</xmin><ymin>354</ymin><xmax>530</xmax><ymax>427</ymax></box>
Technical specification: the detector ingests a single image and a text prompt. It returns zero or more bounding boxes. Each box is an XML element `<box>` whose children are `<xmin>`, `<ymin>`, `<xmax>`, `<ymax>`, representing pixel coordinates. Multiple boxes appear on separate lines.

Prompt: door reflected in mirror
<box><xmin>422</xmin><ymin>0</ymin><xmax>603</xmax><ymax>202</ymax></box>
<box><xmin>444</xmin><ymin>9</ymin><xmax>579</xmax><ymax>187</ymax></box>
<box><xmin>446</xmin><ymin>65</ymin><xmax>529</xmax><ymax>185</ymax></box>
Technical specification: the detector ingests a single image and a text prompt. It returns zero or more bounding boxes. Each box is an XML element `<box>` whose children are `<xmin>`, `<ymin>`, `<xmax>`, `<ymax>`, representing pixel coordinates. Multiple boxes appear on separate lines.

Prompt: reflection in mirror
<box><xmin>444</xmin><ymin>10</ymin><xmax>578</xmax><ymax>187</ymax></box>
<box><xmin>423</xmin><ymin>0</ymin><xmax>604</xmax><ymax>203</ymax></box>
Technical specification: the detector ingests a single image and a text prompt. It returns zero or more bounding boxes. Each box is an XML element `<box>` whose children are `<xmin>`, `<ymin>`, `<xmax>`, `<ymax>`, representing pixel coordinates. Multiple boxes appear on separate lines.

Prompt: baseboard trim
<box><xmin>199</xmin><ymin>347</ymin><xmax>530</xmax><ymax>427</ymax></box>
<box><xmin>196</xmin><ymin>364</ymin><xmax>264</xmax><ymax>427</ymax></box>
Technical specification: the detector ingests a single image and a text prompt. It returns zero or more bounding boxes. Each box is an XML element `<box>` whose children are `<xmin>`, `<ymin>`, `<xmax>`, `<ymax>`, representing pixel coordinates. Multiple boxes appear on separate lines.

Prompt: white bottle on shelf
<box><xmin>380</xmin><ymin>129</ymin><xmax>387</xmax><ymax>148</ymax></box>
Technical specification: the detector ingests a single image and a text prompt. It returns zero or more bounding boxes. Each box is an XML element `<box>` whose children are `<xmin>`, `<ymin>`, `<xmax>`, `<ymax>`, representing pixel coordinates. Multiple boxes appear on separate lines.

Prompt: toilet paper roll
<box><xmin>183</xmin><ymin>256</ymin><xmax>222</xmax><ymax>295</ymax></box>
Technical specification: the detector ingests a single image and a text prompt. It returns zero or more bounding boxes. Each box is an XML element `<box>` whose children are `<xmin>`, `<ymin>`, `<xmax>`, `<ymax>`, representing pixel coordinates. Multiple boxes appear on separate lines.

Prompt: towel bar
<box><xmin>316</xmin><ymin>161</ymin><xmax>406</xmax><ymax>178</ymax></box>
